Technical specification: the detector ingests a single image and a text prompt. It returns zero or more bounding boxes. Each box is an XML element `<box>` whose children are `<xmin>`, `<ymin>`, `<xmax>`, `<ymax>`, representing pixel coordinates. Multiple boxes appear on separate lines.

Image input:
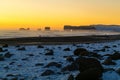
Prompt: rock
<box><xmin>41</xmin><ymin>70</ymin><xmax>54</xmax><ymax>76</ymax></box>
<box><xmin>45</xmin><ymin>62</ymin><xmax>62</xmax><ymax>68</ymax></box>
<box><xmin>2</xmin><ymin>44</ymin><xmax>8</xmax><ymax>48</ymax></box>
<box><xmin>73</xmin><ymin>48</ymin><xmax>89</xmax><ymax>56</ymax></box>
<box><xmin>35</xmin><ymin>63</ymin><xmax>44</xmax><ymax>66</ymax></box>
<box><xmin>73</xmin><ymin>44</ymin><xmax>77</xmax><ymax>46</ymax></box>
<box><xmin>68</xmin><ymin>74</ymin><xmax>74</xmax><ymax>80</ymax></box>
<box><xmin>58</xmin><ymin>47</ymin><xmax>61</xmax><ymax>49</ymax></box>
<box><xmin>89</xmin><ymin>52</ymin><xmax>102</xmax><ymax>59</ymax></box>
<box><xmin>4</xmin><ymin>52</ymin><xmax>13</xmax><ymax>58</ymax></box>
<box><xmin>45</xmin><ymin>50</ymin><xmax>54</xmax><ymax>55</ymax></box>
<box><xmin>44</xmin><ymin>58</ymin><xmax>48</xmax><ymax>60</ymax></box>
<box><xmin>21</xmin><ymin>58</ymin><xmax>28</xmax><ymax>61</ymax></box>
<box><xmin>6</xmin><ymin>74</ymin><xmax>15</xmax><ymax>77</ymax></box>
<box><xmin>104</xmin><ymin>46</ymin><xmax>110</xmax><ymax>48</ymax></box>
<box><xmin>0</xmin><ymin>78</ymin><xmax>5</xmax><ymax>80</ymax></box>
<box><xmin>100</xmin><ymin>48</ymin><xmax>106</xmax><ymax>52</ymax></box>
<box><xmin>37</xmin><ymin>45</ymin><xmax>44</xmax><ymax>48</ymax></box>
<box><xmin>17</xmin><ymin>64</ymin><xmax>22</xmax><ymax>67</ymax></box>
<box><xmin>103</xmin><ymin>54</ymin><xmax>112</xmax><ymax>56</ymax></box>
<box><xmin>75</xmin><ymin>68</ymin><xmax>103</xmax><ymax>80</ymax></box>
<box><xmin>66</xmin><ymin>56</ymin><xmax>74</xmax><ymax>62</ymax></box>
<box><xmin>64</xmin><ymin>48</ymin><xmax>71</xmax><ymax>51</ymax></box>
<box><xmin>0</xmin><ymin>54</ymin><xmax>5</xmax><ymax>61</ymax></box>
<box><xmin>94</xmin><ymin>48</ymin><xmax>106</xmax><ymax>52</ymax></box>
<box><xmin>75</xmin><ymin>57</ymin><xmax>103</xmax><ymax>72</ymax></box>
<box><xmin>0</xmin><ymin>48</ymin><xmax>3</xmax><ymax>52</ymax></box>
<box><xmin>103</xmin><ymin>68</ymin><xmax>114</xmax><ymax>72</ymax></box>
<box><xmin>6</xmin><ymin>74</ymin><xmax>19</xmax><ymax>79</ymax></box>
<box><xmin>4</xmin><ymin>49</ymin><xmax>8</xmax><ymax>52</ymax></box>
<box><xmin>63</xmin><ymin>56</ymin><xmax>68</xmax><ymax>58</ymax></box>
<box><xmin>27</xmin><ymin>54</ymin><xmax>34</xmax><ymax>56</ymax></box>
<box><xmin>62</xmin><ymin>62</ymin><xmax>78</xmax><ymax>72</ymax></box>
<box><xmin>19</xmin><ymin>78</ymin><xmax>25</xmax><ymax>80</ymax></box>
<box><xmin>113</xmin><ymin>45</ymin><xmax>117</xmax><ymax>47</ymax></box>
<box><xmin>116</xmin><ymin>67</ymin><xmax>120</xmax><ymax>75</ymax></box>
<box><xmin>74</xmin><ymin>57</ymin><xmax>103</xmax><ymax>80</ymax></box>
<box><xmin>9</xmin><ymin>62</ymin><xmax>15</xmax><ymax>65</ymax></box>
<box><xmin>11</xmin><ymin>77</ymin><xmax>18</xmax><ymax>80</ymax></box>
<box><xmin>4</xmin><ymin>66</ymin><xmax>9</xmax><ymax>70</ymax></box>
<box><xmin>109</xmin><ymin>52</ymin><xmax>120</xmax><ymax>60</ymax></box>
<box><xmin>51</xmin><ymin>57</ymin><xmax>55</xmax><ymax>60</ymax></box>
<box><xmin>102</xmin><ymin>58</ymin><xmax>116</xmax><ymax>65</ymax></box>
<box><xmin>18</xmin><ymin>47</ymin><xmax>26</xmax><ymax>51</ymax></box>
<box><xmin>16</xmin><ymin>45</ymin><xmax>20</xmax><ymax>47</ymax></box>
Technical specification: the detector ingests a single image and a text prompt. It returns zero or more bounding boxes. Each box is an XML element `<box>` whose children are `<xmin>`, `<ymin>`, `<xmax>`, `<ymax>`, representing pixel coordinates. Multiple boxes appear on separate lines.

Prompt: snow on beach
<box><xmin>0</xmin><ymin>41</ymin><xmax>120</xmax><ymax>80</ymax></box>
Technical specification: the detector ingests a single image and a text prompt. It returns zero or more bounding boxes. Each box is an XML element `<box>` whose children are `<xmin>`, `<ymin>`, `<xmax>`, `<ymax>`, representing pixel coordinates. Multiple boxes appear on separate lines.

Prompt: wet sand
<box><xmin>0</xmin><ymin>35</ymin><xmax>120</xmax><ymax>45</ymax></box>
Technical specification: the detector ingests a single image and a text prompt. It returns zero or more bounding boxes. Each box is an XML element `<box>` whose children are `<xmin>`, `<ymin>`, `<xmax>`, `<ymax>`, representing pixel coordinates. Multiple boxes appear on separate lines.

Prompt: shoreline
<box><xmin>0</xmin><ymin>35</ymin><xmax>120</xmax><ymax>45</ymax></box>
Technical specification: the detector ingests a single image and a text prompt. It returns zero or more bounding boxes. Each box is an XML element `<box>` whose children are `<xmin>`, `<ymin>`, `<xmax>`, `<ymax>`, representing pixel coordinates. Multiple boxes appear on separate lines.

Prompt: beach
<box><xmin>0</xmin><ymin>35</ymin><xmax>120</xmax><ymax>45</ymax></box>
<box><xmin>0</xmin><ymin>39</ymin><xmax>120</xmax><ymax>80</ymax></box>
<box><xmin>0</xmin><ymin>34</ymin><xmax>120</xmax><ymax>80</ymax></box>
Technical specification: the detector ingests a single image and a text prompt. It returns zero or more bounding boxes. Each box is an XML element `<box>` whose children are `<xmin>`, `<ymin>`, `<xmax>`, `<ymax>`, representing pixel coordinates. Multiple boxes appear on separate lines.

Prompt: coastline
<box><xmin>0</xmin><ymin>35</ymin><xmax>120</xmax><ymax>45</ymax></box>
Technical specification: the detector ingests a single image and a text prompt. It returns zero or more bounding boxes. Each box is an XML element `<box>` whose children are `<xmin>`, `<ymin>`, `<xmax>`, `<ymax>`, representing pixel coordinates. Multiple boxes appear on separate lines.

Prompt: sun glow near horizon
<box><xmin>0</xmin><ymin>0</ymin><xmax>120</xmax><ymax>30</ymax></box>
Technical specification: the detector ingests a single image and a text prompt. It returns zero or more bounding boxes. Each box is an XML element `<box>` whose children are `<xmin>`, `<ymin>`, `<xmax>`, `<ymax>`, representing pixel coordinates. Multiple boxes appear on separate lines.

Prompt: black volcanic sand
<box><xmin>0</xmin><ymin>35</ymin><xmax>120</xmax><ymax>45</ymax></box>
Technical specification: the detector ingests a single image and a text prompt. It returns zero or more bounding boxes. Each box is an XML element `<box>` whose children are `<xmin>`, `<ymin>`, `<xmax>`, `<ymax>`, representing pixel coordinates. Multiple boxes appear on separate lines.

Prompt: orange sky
<box><xmin>0</xmin><ymin>0</ymin><xmax>120</xmax><ymax>30</ymax></box>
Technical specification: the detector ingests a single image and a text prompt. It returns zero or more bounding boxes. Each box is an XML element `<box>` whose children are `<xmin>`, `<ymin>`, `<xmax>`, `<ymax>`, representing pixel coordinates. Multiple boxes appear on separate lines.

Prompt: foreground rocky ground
<box><xmin>0</xmin><ymin>40</ymin><xmax>120</xmax><ymax>80</ymax></box>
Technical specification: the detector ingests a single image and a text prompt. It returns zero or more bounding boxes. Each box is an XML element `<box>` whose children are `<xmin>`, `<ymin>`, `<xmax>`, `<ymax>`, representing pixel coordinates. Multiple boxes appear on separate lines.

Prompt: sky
<box><xmin>0</xmin><ymin>0</ymin><xmax>120</xmax><ymax>30</ymax></box>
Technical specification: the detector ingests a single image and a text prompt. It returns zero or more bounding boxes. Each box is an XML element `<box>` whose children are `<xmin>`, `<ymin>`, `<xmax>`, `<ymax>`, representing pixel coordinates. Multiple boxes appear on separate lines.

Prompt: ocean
<box><xmin>0</xmin><ymin>30</ymin><xmax>120</xmax><ymax>39</ymax></box>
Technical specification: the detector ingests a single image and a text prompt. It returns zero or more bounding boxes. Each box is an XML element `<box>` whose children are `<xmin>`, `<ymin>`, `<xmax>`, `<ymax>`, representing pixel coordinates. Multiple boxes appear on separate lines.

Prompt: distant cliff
<box><xmin>19</xmin><ymin>28</ymin><xmax>30</xmax><ymax>31</ymax></box>
<box><xmin>64</xmin><ymin>25</ymin><xmax>120</xmax><ymax>32</ymax></box>
<box><xmin>64</xmin><ymin>25</ymin><xmax>95</xmax><ymax>30</ymax></box>
<box><xmin>93</xmin><ymin>25</ymin><xmax>120</xmax><ymax>32</ymax></box>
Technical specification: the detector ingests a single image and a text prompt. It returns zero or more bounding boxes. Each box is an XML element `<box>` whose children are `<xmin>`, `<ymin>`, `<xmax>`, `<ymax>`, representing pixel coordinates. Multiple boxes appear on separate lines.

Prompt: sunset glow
<box><xmin>0</xmin><ymin>0</ymin><xmax>120</xmax><ymax>30</ymax></box>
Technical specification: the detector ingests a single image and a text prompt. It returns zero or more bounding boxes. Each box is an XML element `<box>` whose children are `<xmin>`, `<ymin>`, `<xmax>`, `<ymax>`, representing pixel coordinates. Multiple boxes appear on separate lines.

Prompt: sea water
<box><xmin>0</xmin><ymin>30</ymin><xmax>120</xmax><ymax>39</ymax></box>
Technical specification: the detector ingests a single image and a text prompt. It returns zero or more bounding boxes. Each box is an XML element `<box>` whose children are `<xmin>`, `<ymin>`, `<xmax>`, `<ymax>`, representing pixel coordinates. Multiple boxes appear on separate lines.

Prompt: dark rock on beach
<box><xmin>18</xmin><ymin>47</ymin><xmax>26</xmax><ymax>51</ymax></box>
<box><xmin>100</xmin><ymin>48</ymin><xmax>106</xmax><ymax>52</ymax></box>
<box><xmin>41</xmin><ymin>70</ymin><xmax>55</xmax><ymax>76</ymax></box>
<box><xmin>4</xmin><ymin>52</ymin><xmax>13</xmax><ymax>58</ymax></box>
<box><xmin>104</xmin><ymin>45</ymin><xmax>110</xmax><ymax>49</ymax></box>
<box><xmin>11</xmin><ymin>77</ymin><xmax>18</xmax><ymax>80</ymax></box>
<box><xmin>113</xmin><ymin>45</ymin><xmax>117</xmax><ymax>47</ymax></box>
<box><xmin>0</xmin><ymin>48</ymin><xmax>3</xmax><ymax>52</ymax></box>
<box><xmin>89</xmin><ymin>52</ymin><xmax>102</xmax><ymax>59</ymax></box>
<box><xmin>37</xmin><ymin>45</ymin><xmax>44</xmax><ymax>48</ymax></box>
<box><xmin>62</xmin><ymin>62</ymin><xmax>78</xmax><ymax>72</ymax></box>
<box><xmin>3</xmin><ymin>66</ymin><xmax>9</xmax><ymax>70</ymax></box>
<box><xmin>2</xmin><ymin>44</ymin><xmax>8</xmax><ymax>48</ymax></box>
<box><xmin>73</xmin><ymin>48</ymin><xmax>89</xmax><ymax>56</ymax></box>
<box><xmin>21</xmin><ymin>57</ymin><xmax>28</xmax><ymax>61</ymax></box>
<box><xmin>6</xmin><ymin>74</ymin><xmax>15</xmax><ymax>77</ymax></box>
<box><xmin>45</xmin><ymin>49</ymin><xmax>54</xmax><ymax>55</ymax></box>
<box><xmin>64</xmin><ymin>48</ymin><xmax>71</xmax><ymax>51</ymax></box>
<box><xmin>68</xmin><ymin>74</ymin><xmax>74</xmax><ymax>80</ymax></box>
<box><xmin>109</xmin><ymin>52</ymin><xmax>120</xmax><ymax>60</ymax></box>
<box><xmin>66</xmin><ymin>56</ymin><xmax>74</xmax><ymax>62</ymax></box>
<box><xmin>9</xmin><ymin>62</ymin><xmax>15</xmax><ymax>65</ymax></box>
<box><xmin>102</xmin><ymin>58</ymin><xmax>116</xmax><ymax>65</ymax></box>
<box><xmin>76</xmin><ymin>68</ymin><xmax>103</xmax><ymax>80</ymax></box>
<box><xmin>35</xmin><ymin>63</ymin><xmax>44</xmax><ymax>66</ymax></box>
<box><xmin>103</xmin><ymin>68</ymin><xmax>115</xmax><ymax>72</ymax></box>
<box><xmin>0</xmin><ymin>54</ymin><xmax>5</xmax><ymax>61</ymax></box>
<box><xmin>15</xmin><ymin>45</ymin><xmax>20</xmax><ymax>48</ymax></box>
<box><xmin>75</xmin><ymin>57</ymin><xmax>103</xmax><ymax>80</ymax></box>
<box><xmin>0</xmin><ymin>78</ymin><xmax>8</xmax><ymax>80</ymax></box>
<box><xmin>76</xmin><ymin>57</ymin><xmax>103</xmax><ymax>72</ymax></box>
<box><xmin>45</xmin><ymin>62</ymin><xmax>62</xmax><ymax>68</ymax></box>
<box><xmin>116</xmin><ymin>67</ymin><xmax>120</xmax><ymax>75</ymax></box>
<box><xmin>27</xmin><ymin>54</ymin><xmax>34</xmax><ymax>57</ymax></box>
